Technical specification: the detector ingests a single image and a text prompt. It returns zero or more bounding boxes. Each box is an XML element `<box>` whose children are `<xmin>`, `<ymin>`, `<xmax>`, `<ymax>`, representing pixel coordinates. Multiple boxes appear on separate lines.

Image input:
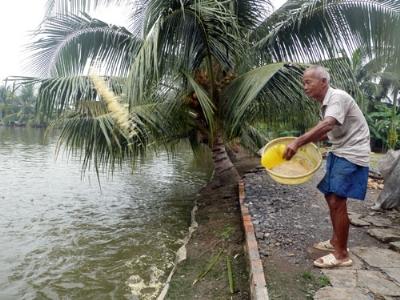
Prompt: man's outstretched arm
<box><xmin>283</xmin><ymin>117</ymin><xmax>337</xmax><ymax>160</ymax></box>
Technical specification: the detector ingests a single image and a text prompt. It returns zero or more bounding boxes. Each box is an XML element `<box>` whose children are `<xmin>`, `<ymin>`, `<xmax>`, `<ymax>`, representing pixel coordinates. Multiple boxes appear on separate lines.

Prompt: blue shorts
<box><xmin>317</xmin><ymin>153</ymin><xmax>369</xmax><ymax>200</ymax></box>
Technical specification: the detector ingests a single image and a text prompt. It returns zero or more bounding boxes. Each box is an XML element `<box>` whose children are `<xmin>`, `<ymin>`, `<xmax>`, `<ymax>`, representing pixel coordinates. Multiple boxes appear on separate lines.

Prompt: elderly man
<box><xmin>284</xmin><ymin>65</ymin><xmax>370</xmax><ymax>268</ymax></box>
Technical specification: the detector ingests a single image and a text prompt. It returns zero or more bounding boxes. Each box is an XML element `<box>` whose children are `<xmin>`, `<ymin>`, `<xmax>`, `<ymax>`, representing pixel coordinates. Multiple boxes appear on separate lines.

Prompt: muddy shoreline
<box><xmin>165</xmin><ymin>156</ymin><xmax>260</xmax><ymax>299</ymax></box>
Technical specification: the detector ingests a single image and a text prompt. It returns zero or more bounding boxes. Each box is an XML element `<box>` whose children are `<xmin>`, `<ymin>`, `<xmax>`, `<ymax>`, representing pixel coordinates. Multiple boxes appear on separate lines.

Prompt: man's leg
<box><xmin>325</xmin><ymin>194</ymin><xmax>338</xmax><ymax>247</ymax></box>
<box><xmin>326</xmin><ymin>193</ymin><xmax>349</xmax><ymax>260</ymax></box>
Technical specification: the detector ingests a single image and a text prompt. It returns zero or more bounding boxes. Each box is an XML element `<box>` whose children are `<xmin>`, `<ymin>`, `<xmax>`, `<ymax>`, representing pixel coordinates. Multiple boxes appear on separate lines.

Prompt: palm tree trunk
<box><xmin>211</xmin><ymin>134</ymin><xmax>240</xmax><ymax>185</ymax></box>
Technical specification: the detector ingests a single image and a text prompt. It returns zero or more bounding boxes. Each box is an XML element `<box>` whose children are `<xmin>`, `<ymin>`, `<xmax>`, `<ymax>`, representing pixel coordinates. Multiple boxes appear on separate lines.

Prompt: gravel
<box><xmin>243</xmin><ymin>167</ymin><xmax>335</xmax><ymax>262</ymax></box>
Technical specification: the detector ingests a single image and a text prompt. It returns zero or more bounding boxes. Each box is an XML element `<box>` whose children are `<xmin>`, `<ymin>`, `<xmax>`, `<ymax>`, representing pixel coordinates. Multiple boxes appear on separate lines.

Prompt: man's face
<box><xmin>302</xmin><ymin>70</ymin><xmax>328</xmax><ymax>101</ymax></box>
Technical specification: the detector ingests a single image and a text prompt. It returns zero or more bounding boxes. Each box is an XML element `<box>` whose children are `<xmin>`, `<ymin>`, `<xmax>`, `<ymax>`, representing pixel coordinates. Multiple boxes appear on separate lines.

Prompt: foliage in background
<box><xmin>349</xmin><ymin>47</ymin><xmax>400</xmax><ymax>151</ymax></box>
<box><xmin>366</xmin><ymin>102</ymin><xmax>400</xmax><ymax>151</ymax></box>
<box><xmin>0</xmin><ymin>83</ymin><xmax>47</xmax><ymax>127</ymax></box>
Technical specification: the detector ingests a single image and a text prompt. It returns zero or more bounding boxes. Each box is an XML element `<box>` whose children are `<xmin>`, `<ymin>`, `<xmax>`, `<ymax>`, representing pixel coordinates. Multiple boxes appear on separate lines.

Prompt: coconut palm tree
<box><xmin>23</xmin><ymin>0</ymin><xmax>400</xmax><ymax>184</ymax></box>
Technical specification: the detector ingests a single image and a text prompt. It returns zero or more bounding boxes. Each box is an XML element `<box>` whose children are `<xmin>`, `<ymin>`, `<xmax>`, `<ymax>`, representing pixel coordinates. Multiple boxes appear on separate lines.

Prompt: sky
<box><xmin>0</xmin><ymin>0</ymin><xmax>286</xmax><ymax>82</ymax></box>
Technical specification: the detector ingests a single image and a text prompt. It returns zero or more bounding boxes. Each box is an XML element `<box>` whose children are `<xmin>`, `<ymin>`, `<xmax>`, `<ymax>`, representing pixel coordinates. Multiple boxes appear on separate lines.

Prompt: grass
<box><xmin>301</xmin><ymin>271</ymin><xmax>330</xmax><ymax>287</ymax></box>
<box><xmin>318</xmin><ymin>275</ymin><xmax>331</xmax><ymax>287</ymax></box>
<box><xmin>217</xmin><ymin>224</ymin><xmax>235</xmax><ymax>241</ymax></box>
<box><xmin>301</xmin><ymin>271</ymin><xmax>313</xmax><ymax>280</ymax></box>
<box><xmin>267</xmin><ymin>266</ymin><xmax>331</xmax><ymax>300</ymax></box>
<box><xmin>301</xmin><ymin>271</ymin><xmax>330</xmax><ymax>300</ymax></box>
<box><xmin>166</xmin><ymin>251</ymin><xmax>249</xmax><ymax>300</ymax></box>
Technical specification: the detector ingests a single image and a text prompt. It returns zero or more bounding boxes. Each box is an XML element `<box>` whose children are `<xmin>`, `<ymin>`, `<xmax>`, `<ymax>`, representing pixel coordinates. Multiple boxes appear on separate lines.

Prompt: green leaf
<box><xmin>223</xmin><ymin>63</ymin><xmax>285</xmax><ymax>132</ymax></box>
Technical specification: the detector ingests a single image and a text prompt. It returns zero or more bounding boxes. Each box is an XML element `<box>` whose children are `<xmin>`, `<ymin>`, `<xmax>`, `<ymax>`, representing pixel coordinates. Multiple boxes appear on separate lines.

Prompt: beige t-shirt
<box><xmin>320</xmin><ymin>87</ymin><xmax>370</xmax><ymax>167</ymax></box>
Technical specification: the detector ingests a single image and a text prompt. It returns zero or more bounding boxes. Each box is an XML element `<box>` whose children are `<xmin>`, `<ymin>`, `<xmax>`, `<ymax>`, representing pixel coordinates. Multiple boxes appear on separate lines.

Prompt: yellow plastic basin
<box><xmin>261</xmin><ymin>137</ymin><xmax>322</xmax><ymax>185</ymax></box>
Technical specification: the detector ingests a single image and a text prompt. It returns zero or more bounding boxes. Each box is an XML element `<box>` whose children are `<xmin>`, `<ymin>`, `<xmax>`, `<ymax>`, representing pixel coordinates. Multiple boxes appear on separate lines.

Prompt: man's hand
<box><xmin>282</xmin><ymin>117</ymin><xmax>336</xmax><ymax>160</ymax></box>
<box><xmin>283</xmin><ymin>140</ymin><xmax>299</xmax><ymax>160</ymax></box>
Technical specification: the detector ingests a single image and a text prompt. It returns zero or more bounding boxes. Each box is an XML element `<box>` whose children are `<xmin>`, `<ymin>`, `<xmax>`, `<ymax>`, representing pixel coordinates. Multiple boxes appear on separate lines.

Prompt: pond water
<box><xmin>0</xmin><ymin>127</ymin><xmax>212</xmax><ymax>299</ymax></box>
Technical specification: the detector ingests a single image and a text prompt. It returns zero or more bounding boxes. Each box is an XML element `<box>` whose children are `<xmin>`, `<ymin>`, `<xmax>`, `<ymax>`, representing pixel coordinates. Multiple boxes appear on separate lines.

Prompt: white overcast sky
<box><xmin>0</xmin><ymin>0</ymin><xmax>286</xmax><ymax>82</ymax></box>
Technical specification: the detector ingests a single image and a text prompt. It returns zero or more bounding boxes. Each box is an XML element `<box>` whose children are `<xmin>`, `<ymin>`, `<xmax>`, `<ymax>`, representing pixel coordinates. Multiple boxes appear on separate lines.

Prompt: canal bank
<box><xmin>165</xmin><ymin>155</ymin><xmax>260</xmax><ymax>299</ymax></box>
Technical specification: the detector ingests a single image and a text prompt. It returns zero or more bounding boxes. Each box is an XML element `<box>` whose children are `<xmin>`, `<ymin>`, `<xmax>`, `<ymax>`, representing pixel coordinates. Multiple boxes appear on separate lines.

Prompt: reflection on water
<box><xmin>0</xmin><ymin>127</ymin><xmax>212</xmax><ymax>299</ymax></box>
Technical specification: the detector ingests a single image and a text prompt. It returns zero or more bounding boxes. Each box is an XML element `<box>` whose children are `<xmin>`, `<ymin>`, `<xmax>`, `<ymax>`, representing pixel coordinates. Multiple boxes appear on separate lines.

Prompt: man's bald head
<box><xmin>304</xmin><ymin>66</ymin><xmax>331</xmax><ymax>84</ymax></box>
<box><xmin>302</xmin><ymin>65</ymin><xmax>330</xmax><ymax>102</ymax></box>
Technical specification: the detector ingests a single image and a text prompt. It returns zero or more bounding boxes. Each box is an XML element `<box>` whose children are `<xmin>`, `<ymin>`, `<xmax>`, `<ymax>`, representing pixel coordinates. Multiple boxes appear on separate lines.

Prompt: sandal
<box><xmin>313</xmin><ymin>240</ymin><xmax>349</xmax><ymax>252</ymax></box>
<box><xmin>313</xmin><ymin>240</ymin><xmax>334</xmax><ymax>251</ymax></box>
<box><xmin>313</xmin><ymin>253</ymin><xmax>353</xmax><ymax>268</ymax></box>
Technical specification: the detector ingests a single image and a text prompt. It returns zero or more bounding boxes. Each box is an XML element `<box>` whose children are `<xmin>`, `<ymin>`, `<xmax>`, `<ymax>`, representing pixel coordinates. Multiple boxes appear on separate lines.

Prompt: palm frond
<box><xmin>29</xmin><ymin>13</ymin><xmax>139</xmax><ymax>77</ymax></box>
<box><xmin>223</xmin><ymin>62</ymin><xmax>285</xmax><ymax>132</ymax></box>
<box><xmin>51</xmin><ymin>101</ymin><xmax>147</xmax><ymax>176</ymax></box>
<box><xmin>318</xmin><ymin>56</ymin><xmax>359</xmax><ymax>95</ymax></box>
<box><xmin>223</xmin><ymin>63</ymin><xmax>319</xmax><ymax>137</ymax></box>
<box><xmin>255</xmin><ymin>0</ymin><xmax>400</xmax><ymax>63</ymax></box>
<box><xmin>126</xmin><ymin>14</ymin><xmax>161</xmax><ymax>106</ymax></box>
<box><xmin>53</xmin><ymin>86</ymin><xmax>194</xmax><ymax>168</ymax></box>
<box><xmin>45</xmin><ymin>0</ymin><xmax>131</xmax><ymax>15</ymax></box>
<box><xmin>234</xmin><ymin>0</ymin><xmax>273</xmax><ymax>29</ymax></box>
<box><xmin>131</xmin><ymin>0</ymin><xmax>172</xmax><ymax>37</ymax></box>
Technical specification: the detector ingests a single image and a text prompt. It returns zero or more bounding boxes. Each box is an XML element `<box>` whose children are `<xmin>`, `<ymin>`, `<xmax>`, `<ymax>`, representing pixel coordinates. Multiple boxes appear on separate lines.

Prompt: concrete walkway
<box><xmin>315</xmin><ymin>211</ymin><xmax>400</xmax><ymax>300</ymax></box>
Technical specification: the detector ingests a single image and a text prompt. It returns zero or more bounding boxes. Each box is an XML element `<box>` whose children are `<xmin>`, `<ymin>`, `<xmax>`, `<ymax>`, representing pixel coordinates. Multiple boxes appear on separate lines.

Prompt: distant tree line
<box><xmin>0</xmin><ymin>82</ymin><xmax>47</xmax><ymax>127</ymax></box>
